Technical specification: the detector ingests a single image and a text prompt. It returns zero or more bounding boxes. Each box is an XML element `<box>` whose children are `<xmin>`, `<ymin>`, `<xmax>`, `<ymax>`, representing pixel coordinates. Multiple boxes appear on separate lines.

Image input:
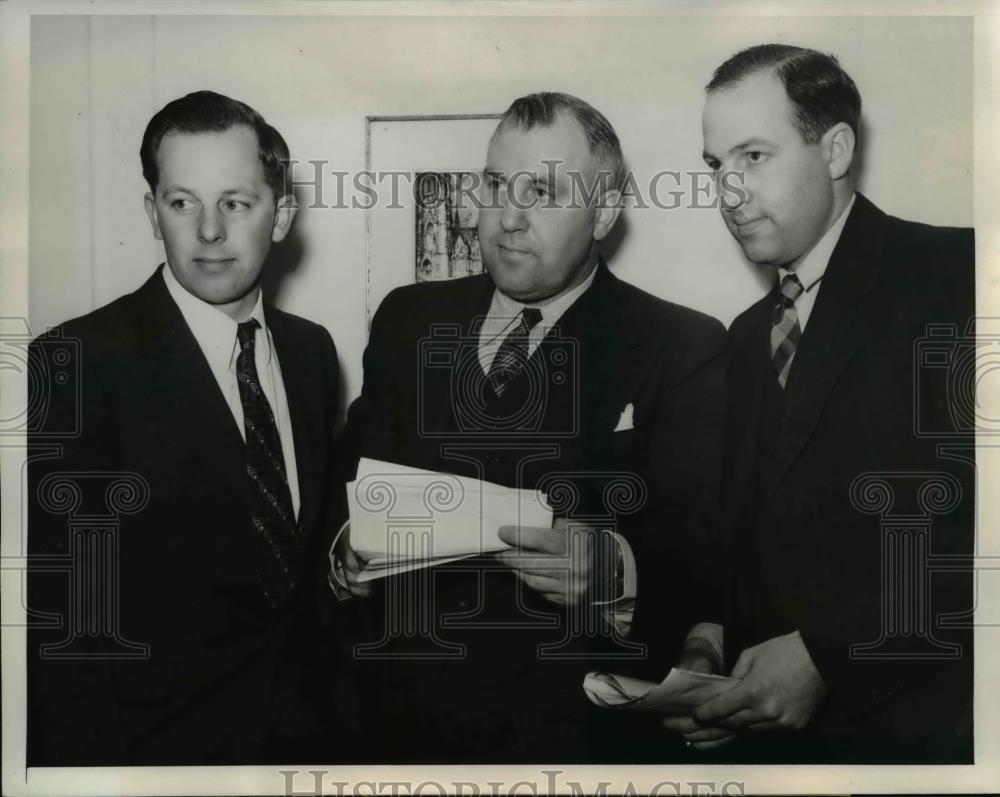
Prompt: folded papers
<box><xmin>583</xmin><ymin>667</ymin><xmax>739</xmax><ymax>715</ymax></box>
<box><xmin>348</xmin><ymin>458</ymin><xmax>552</xmax><ymax>581</ymax></box>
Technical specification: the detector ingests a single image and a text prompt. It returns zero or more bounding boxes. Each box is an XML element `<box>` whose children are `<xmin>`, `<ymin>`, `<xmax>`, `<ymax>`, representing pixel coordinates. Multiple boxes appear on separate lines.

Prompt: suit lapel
<box><xmin>419</xmin><ymin>265</ymin><xmax>651</xmax><ymax>458</ymax></box>
<box><xmin>549</xmin><ymin>262</ymin><xmax>656</xmax><ymax>439</ymax></box>
<box><xmin>725</xmin><ymin>297</ymin><xmax>775</xmax><ymax>526</ymax></box>
<box><xmin>422</xmin><ymin>276</ymin><xmax>496</xmax><ymax>455</ymax></box>
<box><xmin>762</xmin><ymin>194</ymin><xmax>891</xmax><ymax>497</ymax></box>
<box><xmin>132</xmin><ymin>268</ymin><xmax>249</xmax><ymax>505</ymax></box>
<box><xmin>267</xmin><ymin>310</ymin><xmax>323</xmax><ymax>538</ymax></box>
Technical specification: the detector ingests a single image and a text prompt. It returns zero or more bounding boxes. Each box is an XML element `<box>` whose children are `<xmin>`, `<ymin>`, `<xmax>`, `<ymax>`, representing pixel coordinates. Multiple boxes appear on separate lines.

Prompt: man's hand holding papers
<box><xmin>692</xmin><ymin>630</ymin><xmax>827</xmax><ymax>733</ymax></box>
<box><xmin>331</xmin><ymin>522</ymin><xmax>374</xmax><ymax>598</ymax></box>
<box><xmin>585</xmin><ymin>666</ymin><xmax>741</xmax><ymax>751</ymax></box>
<box><xmin>340</xmin><ymin>458</ymin><xmax>553</xmax><ymax>582</ymax></box>
<box><xmin>496</xmin><ymin>518</ymin><xmax>596</xmax><ymax>606</ymax></box>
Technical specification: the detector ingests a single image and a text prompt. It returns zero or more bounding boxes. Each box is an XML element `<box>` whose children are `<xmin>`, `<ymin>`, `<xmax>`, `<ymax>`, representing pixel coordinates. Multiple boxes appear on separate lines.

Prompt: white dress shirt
<box><xmin>777</xmin><ymin>192</ymin><xmax>856</xmax><ymax>332</ymax></box>
<box><xmin>477</xmin><ymin>263</ymin><xmax>599</xmax><ymax>373</ymax></box>
<box><xmin>162</xmin><ymin>265</ymin><xmax>301</xmax><ymax>520</ymax></box>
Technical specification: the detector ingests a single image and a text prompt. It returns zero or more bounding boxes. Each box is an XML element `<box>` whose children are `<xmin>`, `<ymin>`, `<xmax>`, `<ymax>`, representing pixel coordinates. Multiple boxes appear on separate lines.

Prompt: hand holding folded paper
<box><xmin>346</xmin><ymin>458</ymin><xmax>553</xmax><ymax>581</ymax></box>
<box><xmin>583</xmin><ymin>667</ymin><xmax>739</xmax><ymax>715</ymax></box>
<box><xmin>584</xmin><ymin>667</ymin><xmax>741</xmax><ymax>750</ymax></box>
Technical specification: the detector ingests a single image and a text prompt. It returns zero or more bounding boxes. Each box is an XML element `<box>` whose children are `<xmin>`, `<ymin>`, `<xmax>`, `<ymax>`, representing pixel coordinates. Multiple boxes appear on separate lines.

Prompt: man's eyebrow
<box><xmin>534</xmin><ymin>172</ymin><xmax>558</xmax><ymax>190</ymax></box>
<box><xmin>160</xmin><ymin>185</ymin><xmax>260</xmax><ymax>197</ymax></box>
<box><xmin>729</xmin><ymin>137</ymin><xmax>776</xmax><ymax>154</ymax></box>
<box><xmin>702</xmin><ymin>137</ymin><xmax>777</xmax><ymax>162</ymax></box>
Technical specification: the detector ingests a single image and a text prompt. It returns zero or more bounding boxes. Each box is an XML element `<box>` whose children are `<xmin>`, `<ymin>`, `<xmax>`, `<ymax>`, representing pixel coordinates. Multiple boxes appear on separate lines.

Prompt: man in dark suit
<box><xmin>662</xmin><ymin>44</ymin><xmax>974</xmax><ymax>762</ymax></box>
<box><xmin>332</xmin><ymin>92</ymin><xmax>728</xmax><ymax>762</ymax></box>
<box><xmin>27</xmin><ymin>91</ymin><xmax>346</xmax><ymax>765</ymax></box>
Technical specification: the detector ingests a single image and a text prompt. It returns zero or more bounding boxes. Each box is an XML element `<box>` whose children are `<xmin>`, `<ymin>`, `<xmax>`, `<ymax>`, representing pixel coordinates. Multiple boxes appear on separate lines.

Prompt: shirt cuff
<box><xmin>683</xmin><ymin>622</ymin><xmax>725</xmax><ymax>672</ymax></box>
<box><xmin>592</xmin><ymin>532</ymin><xmax>637</xmax><ymax>636</ymax></box>
<box><xmin>327</xmin><ymin>519</ymin><xmax>354</xmax><ymax>601</ymax></box>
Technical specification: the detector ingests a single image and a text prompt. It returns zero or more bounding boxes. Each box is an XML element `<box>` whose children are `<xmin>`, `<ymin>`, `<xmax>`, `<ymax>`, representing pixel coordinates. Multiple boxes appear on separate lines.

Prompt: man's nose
<box><xmin>499</xmin><ymin>185</ymin><xmax>529</xmax><ymax>233</ymax></box>
<box><xmin>197</xmin><ymin>207</ymin><xmax>226</xmax><ymax>244</ymax></box>
<box><xmin>718</xmin><ymin>169</ymin><xmax>749</xmax><ymax>212</ymax></box>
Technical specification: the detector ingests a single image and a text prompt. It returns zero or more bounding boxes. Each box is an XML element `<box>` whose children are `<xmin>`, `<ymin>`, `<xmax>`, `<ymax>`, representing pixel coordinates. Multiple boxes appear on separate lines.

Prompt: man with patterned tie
<box><xmin>27</xmin><ymin>91</ymin><xmax>347</xmax><ymax>764</ymax></box>
<box><xmin>331</xmin><ymin>92</ymin><xmax>728</xmax><ymax>762</ymax></box>
<box><xmin>661</xmin><ymin>44</ymin><xmax>974</xmax><ymax>762</ymax></box>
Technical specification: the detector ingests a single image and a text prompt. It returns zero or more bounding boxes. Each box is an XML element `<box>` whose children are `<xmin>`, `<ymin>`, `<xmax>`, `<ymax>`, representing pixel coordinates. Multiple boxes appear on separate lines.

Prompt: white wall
<box><xmin>30</xmin><ymin>14</ymin><xmax>973</xmax><ymax>415</ymax></box>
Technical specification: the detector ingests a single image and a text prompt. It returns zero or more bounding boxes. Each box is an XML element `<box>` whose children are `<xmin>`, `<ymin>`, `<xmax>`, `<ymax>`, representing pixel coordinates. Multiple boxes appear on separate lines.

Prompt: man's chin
<box><xmin>738</xmin><ymin>245</ymin><xmax>781</xmax><ymax>267</ymax></box>
<box><xmin>485</xmin><ymin>263</ymin><xmax>532</xmax><ymax>297</ymax></box>
<box><xmin>494</xmin><ymin>282</ymin><xmax>542</xmax><ymax>303</ymax></box>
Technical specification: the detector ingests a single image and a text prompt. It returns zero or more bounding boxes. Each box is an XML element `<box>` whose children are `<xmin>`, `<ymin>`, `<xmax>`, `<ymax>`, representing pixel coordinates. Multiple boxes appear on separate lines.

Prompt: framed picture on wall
<box><xmin>365</xmin><ymin>114</ymin><xmax>502</xmax><ymax>330</ymax></box>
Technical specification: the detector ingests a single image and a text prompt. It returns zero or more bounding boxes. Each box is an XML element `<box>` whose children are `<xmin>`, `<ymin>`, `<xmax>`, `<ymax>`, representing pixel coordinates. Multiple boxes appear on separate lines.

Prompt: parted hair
<box><xmin>496</xmin><ymin>91</ymin><xmax>627</xmax><ymax>192</ymax></box>
<box><xmin>140</xmin><ymin>90</ymin><xmax>290</xmax><ymax>199</ymax></box>
<box><xmin>707</xmin><ymin>44</ymin><xmax>862</xmax><ymax>144</ymax></box>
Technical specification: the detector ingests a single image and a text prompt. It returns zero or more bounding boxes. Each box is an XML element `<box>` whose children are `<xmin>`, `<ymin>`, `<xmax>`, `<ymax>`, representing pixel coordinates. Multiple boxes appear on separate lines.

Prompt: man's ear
<box><xmin>143</xmin><ymin>192</ymin><xmax>163</xmax><ymax>241</ymax></box>
<box><xmin>271</xmin><ymin>194</ymin><xmax>298</xmax><ymax>243</ymax></box>
<box><xmin>823</xmin><ymin>122</ymin><xmax>856</xmax><ymax>182</ymax></box>
<box><xmin>593</xmin><ymin>189</ymin><xmax>623</xmax><ymax>242</ymax></box>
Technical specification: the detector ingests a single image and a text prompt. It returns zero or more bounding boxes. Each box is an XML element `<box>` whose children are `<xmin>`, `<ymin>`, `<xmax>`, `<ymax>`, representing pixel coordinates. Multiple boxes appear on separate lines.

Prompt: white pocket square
<box><xmin>613</xmin><ymin>403</ymin><xmax>635</xmax><ymax>432</ymax></box>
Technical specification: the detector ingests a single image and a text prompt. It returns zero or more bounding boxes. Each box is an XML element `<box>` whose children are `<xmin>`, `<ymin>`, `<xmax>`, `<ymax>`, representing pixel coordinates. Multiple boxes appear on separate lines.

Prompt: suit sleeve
<box><xmin>328</xmin><ymin>288</ymin><xmax>404</xmax><ymax>532</ymax></box>
<box><xmin>625</xmin><ymin>315</ymin><xmax>729</xmax><ymax>665</ymax></box>
<box><xmin>301</xmin><ymin>326</ymin><xmax>341</xmax><ymax>618</ymax></box>
<box><xmin>800</xmin><ymin>232</ymin><xmax>975</xmax><ymax>721</ymax></box>
<box><xmin>27</xmin><ymin>329</ymin><xmax>130</xmax><ymax>764</ymax></box>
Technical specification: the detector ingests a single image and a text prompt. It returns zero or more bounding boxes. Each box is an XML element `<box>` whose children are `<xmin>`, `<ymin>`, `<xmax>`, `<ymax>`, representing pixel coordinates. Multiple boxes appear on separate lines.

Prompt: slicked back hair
<box><xmin>495</xmin><ymin>91</ymin><xmax>627</xmax><ymax>193</ymax></box>
<box><xmin>140</xmin><ymin>90</ymin><xmax>290</xmax><ymax>199</ymax></box>
<box><xmin>707</xmin><ymin>44</ymin><xmax>861</xmax><ymax>144</ymax></box>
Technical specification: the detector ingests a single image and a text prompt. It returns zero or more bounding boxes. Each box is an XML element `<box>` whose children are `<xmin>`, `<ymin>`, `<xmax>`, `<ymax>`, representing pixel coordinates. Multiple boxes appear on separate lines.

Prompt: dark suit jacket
<box><xmin>333</xmin><ymin>261</ymin><xmax>728</xmax><ymax>762</ymax></box>
<box><xmin>722</xmin><ymin>194</ymin><xmax>975</xmax><ymax>763</ymax></box>
<box><xmin>27</xmin><ymin>266</ymin><xmax>345</xmax><ymax>765</ymax></box>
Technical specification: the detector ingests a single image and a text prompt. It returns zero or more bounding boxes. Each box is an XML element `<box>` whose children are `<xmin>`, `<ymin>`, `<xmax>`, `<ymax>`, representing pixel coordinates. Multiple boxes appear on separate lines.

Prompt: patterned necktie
<box><xmin>487</xmin><ymin>307</ymin><xmax>543</xmax><ymax>397</ymax></box>
<box><xmin>770</xmin><ymin>273</ymin><xmax>804</xmax><ymax>388</ymax></box>
<box><xmin>235</xmin><ymin>319</ymin><xmax>300</xmax><ymax>607</ymax></box>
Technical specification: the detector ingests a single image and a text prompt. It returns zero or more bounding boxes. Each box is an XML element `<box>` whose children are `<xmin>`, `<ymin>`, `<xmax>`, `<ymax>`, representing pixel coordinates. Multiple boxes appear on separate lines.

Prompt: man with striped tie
<box><xmin>332</xmin><ymin>92</ymin><xmax>728</xmax><ymax>761</ymax></box>
<box><xmin>28</xmin><ymin>91</ymin><xmax>347</xmax><ymax>764</ymax></box>
<box><xmin>662</xmin><ymin>44</ymin><xmax>974</xmax><ymax>762</ymax></box>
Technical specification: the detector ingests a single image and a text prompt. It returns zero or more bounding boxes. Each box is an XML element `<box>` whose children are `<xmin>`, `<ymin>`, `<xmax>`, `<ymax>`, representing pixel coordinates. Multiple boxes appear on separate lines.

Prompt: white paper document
<box><xmin>347</xmin><ymin>458</ymin><xmax>552</xmax><ymax>581</ymax></box>
<box><xmin>583</xmin><ymin>667</ymin><xmax>739</xmax><ymax>715</ymax></box>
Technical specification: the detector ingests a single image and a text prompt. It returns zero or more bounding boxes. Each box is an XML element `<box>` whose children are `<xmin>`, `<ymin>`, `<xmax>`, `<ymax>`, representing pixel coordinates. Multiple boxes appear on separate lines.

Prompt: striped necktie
<box><xmin>770</xmin><ymin>273</ymin><xmax>804</xmax><ymax>388</ymax></box>
<box><xmin>487</xmin><ymin>307</ymin><xmax>543</xmax><ymax>397</ymax></box>
<box><xmin>236</xmin><ymin>319</ymin><xmax>301</xmax><ymax>607</ymax></box>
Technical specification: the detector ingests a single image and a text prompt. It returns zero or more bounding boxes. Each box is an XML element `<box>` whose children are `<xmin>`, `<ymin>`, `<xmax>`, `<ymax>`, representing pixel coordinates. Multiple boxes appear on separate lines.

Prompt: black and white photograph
<box><xmin>0</xmin><ymin>1</ymin><xmax>996</xmax><ymax>795</ymax></box>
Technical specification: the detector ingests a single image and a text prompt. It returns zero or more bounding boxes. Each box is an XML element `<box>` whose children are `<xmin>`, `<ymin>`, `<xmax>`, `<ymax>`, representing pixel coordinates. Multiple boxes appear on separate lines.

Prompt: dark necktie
<box><xmin>769</xmin><ymin>273</ymin><xmax>804</xmax><ymax>388</ymax></box>
<box><xmin>487</xmin><ymin>307</ymin><xmax>543</xmax><ymax>397</ymax></box>
<box><xmin>236</xmin><ymin>319</ymin><xmax>301</xmax><ymax>607</ymax></box>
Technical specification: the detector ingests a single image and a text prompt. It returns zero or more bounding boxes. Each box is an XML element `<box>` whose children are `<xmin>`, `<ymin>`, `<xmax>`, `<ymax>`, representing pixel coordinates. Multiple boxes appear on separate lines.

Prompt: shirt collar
<box><xmin>161</xmin><ymin>264</ymin><xmax>270</xmax><ymax>370</ymax></box>
<box><xmin>779</xmin><ymin>192</ymin><xmax>856</xmax><ymax>293</ymax></box>
<box><xmin>490</xmin><ymin>260</ymin><xmax>599</xmax><ymax>327</ymax></box>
